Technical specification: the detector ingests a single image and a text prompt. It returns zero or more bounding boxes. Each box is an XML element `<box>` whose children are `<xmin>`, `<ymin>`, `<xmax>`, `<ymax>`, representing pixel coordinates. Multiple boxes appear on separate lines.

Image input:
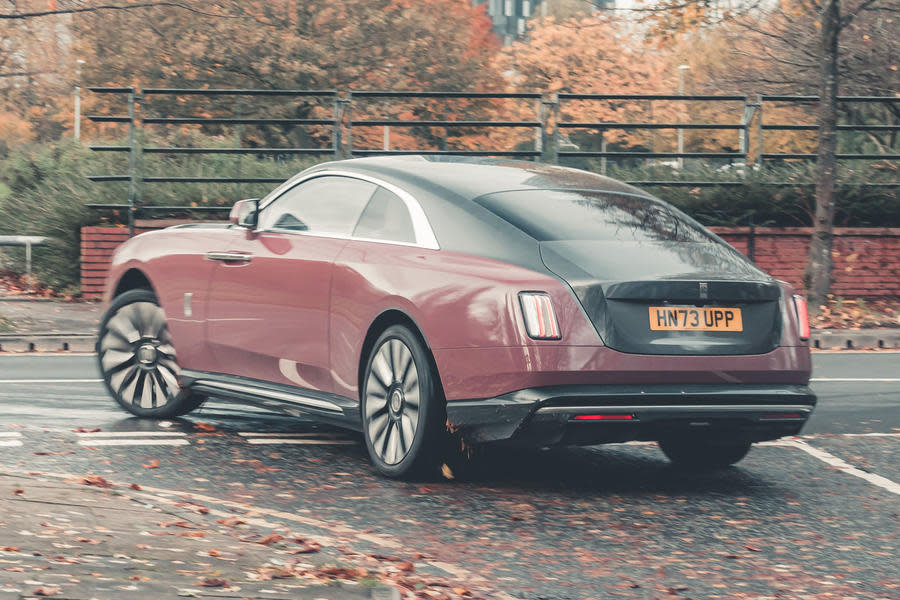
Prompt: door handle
<box><xmin>205</xmin><ymin>251</ymin><xmax>252</xmax><ymax>263</ymax></box>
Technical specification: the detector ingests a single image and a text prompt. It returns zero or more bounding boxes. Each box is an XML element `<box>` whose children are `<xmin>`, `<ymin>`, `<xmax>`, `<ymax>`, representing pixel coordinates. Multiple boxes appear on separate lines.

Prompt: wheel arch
<box><xmin>357</xmin><ymin>309</ymin><xmax>444</xmax><ymax>404</ymax></box>
<box><xmin>113</xmin><ymin>267</ymin><xmax>157</xmax><ymax>298</ymax></box>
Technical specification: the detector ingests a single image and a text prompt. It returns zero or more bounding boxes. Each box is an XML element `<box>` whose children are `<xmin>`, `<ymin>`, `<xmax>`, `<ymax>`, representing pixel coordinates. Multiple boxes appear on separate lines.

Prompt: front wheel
<box><xmin>659</xmin><ymin>438</ymin><xmax>752</xmax><ymax>469</ymax></box>
<box><xmin>97</xmin><ymin>289</ymin><xmax>204</xmax><ymax>418</ymax></box>
<box><xmin>361</xmin><ymin>325</ymin><xmax>444</xmax><ymax>479</ymax></box>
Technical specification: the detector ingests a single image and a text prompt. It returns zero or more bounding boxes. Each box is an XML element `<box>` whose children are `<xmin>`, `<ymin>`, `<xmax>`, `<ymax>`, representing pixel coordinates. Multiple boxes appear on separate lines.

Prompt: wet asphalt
<box><xmin>0</xmin><ymin>352</ymin><xmax>898</xmax><ymax>599</ymax></box>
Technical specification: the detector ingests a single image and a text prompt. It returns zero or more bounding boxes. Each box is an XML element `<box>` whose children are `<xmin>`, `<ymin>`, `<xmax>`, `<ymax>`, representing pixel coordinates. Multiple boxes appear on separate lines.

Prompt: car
<box><xmin>97</xmin><ymin>156</ymin><xmax>815</xmax><ymax>478</ymax></box>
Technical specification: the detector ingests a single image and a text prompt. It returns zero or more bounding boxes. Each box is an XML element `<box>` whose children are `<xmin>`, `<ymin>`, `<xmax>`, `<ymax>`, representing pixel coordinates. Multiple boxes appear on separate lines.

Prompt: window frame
<box><xmin>256</xmin><ymin>170</ymin><xmax>440</xmax><ymax>250</ymax></box>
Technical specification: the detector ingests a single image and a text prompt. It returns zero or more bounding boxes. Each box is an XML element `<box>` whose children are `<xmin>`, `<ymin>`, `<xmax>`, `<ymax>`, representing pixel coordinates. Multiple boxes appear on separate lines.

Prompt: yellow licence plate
<box><xmin>649</xmin><ymin>306</ymin><xmax>743</xmax><ymax>332</ymax></box>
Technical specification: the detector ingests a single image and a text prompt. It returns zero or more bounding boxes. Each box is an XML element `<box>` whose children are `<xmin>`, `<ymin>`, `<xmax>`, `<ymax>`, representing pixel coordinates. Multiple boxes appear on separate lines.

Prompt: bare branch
<box><xmin>0</xmin><ymin>2</ymin><xmax>238</xmax><ymax>20</ymax></box>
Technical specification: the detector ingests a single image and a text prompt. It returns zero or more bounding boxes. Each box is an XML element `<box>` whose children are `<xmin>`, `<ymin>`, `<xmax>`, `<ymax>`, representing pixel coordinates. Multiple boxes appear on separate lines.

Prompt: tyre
<box><xmin>96</xmin><ymin>289</ymin><xmax>204</xmax><ymax>418</ymax></box>
<box><xmin>361</xmin><ymin>325</ymin><xmax>444</xmax><ymax>479</ymax></box>
<box><xmin>659</xmin><ymin>437</ymin><xmax>752</xmax><ymax>469</ymax></box>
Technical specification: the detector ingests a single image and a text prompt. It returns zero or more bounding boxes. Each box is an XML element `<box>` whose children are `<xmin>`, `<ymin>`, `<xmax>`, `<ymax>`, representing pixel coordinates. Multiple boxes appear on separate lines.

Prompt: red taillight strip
<box><xmin>793</xmin><ymin>294</ymin><xmax>810</xmax><ymax>340</ymax></box>
<box><xmin>534</xmin><ymin>295</ymin><xmax>546</xmax><ymax>338</ymax></box>
<box><xmin>573</xmin><ymin>414</ymin><xmax>635</xmax><ymax>421</ymax></box>
<box><xmin>761</xmin><ymin>412</ymin><xmax>807</xmax><ymax>420</ymax></box>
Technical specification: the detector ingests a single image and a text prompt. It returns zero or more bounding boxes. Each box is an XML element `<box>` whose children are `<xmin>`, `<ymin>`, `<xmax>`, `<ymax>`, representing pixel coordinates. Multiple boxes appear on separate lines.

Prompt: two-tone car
<box><xmin>97</xmin><ymin>157</ymin><xmax>815</xmax><ymax>478</ymax></box>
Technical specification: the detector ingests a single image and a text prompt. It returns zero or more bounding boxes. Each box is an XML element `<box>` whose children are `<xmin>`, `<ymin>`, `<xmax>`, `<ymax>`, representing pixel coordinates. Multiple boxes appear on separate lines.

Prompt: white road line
<box><xmin>769</xmin><ymin>439</ymin><xmax>900</xmax><ymax>496</ymax></box>
<box><xmin>0</xmin><ymin>440</ymin><xmax>22</xmax><ymax>447</ymax></box>
<box><xmin>810</xmin><ymin>432</ymin><xmax>900</xmax><ymax>438</ymax></box>
<box><xmin>244</xmin><ymin>438</ymin><xmax>357</xmax><ymax>446</ymax></box>
<box><xmin>74</xmin><ymin>431</ymin><xmax>187</xmax><ymax>438</ymax></box>
<box><xmin>76</xmin><ymin>439</ymin><xmax>190</xmax><ymax>447</ymax></box>
<box><xmin>810</xmin><ymin>377</ymin><xmax>900</xmax><ymax>382</ymax></box>
<box><xmin>237</xmin><ymin>432</ymin><xmax>347</xmax><ymax>438</ymax></box>
<box><xmin>0</xmin><ymin>379</ymin><xmax>103</xmax><ymax>383</ymax></box>
<box><xmin>0</xmin><ymin>432</ymin><xmax>22</xmax><ymax>437</ymax></box>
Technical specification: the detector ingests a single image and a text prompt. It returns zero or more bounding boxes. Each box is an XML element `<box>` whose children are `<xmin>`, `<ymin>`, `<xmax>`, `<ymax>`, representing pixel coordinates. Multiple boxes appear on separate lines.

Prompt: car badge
<box><xmin>699</xmin><ymin>282</ymin><xmax>708</xmax><ymax>300</ymax></box>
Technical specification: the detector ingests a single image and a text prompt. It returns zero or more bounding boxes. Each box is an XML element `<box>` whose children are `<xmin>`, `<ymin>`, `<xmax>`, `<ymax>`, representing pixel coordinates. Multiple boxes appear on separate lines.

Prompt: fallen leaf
<box><xmin>80</xmin><ymin>475</ymin><xmax>114</xmax><ymax>489</ymax></box>
<box><xmin>440</xmin><ymin>463</ymin><xmax>454</xmax><ymax>480</ymax></box>
<box><xmin>216</xmin><ymin>517</ymin><xmax>246</xmax><ymax>527</ymax></box>
<box><xmin>12</xmin><ymin>489</ymin><xmax>24</xmax><ymax>495</ymax></box>
<box><xmin>257</xmin><ymin>533</ymin><xmax>284</xmax><ymax>546</ymax></box>
<box><xmin>290</xmin><ymin>540</ymin><xmax>321</xmax><ymax>554</ymax></box>
<box><xmin>33</xmin><ymin>587</ymin><xmax>61</xmax><ymax>597</ymax></box>
<box><xmin>73</xmin><ymin>427</ymin><xmax>101</xmax><ymax>433</ymax></box>
<box><xmin>194</xmin><ymin>422</ymin><xmax>217</xmax><ymax>432</ymax></box>
<box><xmin>1</xmin><ymin>546</ymin><xmax>20</xmax><ymax>551</ymax></box>
<box><xmin>178</xmin><ymin>532</ymin><xmax>205</xmax><ymax>538</ymax></box>
<box><xmin>129</xmin><ymin>483</ymin><xmax>142</xmax><ymax>490</ymax></box>
<box><xmin>142</xmin><ymin>459</ymin><xmax>160</xmax><ymax>469</ymax></box>
<box><xmin>197</xmin><ymin>577</ymin><xmax>229</xmax><ymax>587</ymax></box>
<box><xmin>397</xmin><ymin>561</ymin><xmax>415</xmax><ymax>572</ymax></box>
<box><xmin>76</xmin><ymin>538</ymin><xmax>101</xmax><ymax>545</ymax></box>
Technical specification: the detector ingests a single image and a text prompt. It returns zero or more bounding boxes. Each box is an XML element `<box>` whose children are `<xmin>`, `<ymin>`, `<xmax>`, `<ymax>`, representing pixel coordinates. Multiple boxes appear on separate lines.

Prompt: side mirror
<box><xmin>229</xmin><ymin>198</ymin><xmax>259</xmax><ymax>229</ymax></box>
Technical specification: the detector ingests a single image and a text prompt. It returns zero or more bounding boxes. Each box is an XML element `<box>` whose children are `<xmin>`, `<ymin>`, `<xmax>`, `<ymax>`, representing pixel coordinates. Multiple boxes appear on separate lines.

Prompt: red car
<box><xmin>97</xmin><ymin>157</ymin><xmax>815</xmax><ymax>478</ymax></box>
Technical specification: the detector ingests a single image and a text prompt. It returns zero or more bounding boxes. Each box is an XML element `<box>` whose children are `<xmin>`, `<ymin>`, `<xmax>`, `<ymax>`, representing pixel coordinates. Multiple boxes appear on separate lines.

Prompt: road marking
<box><xmin>77</xmin><ymin>439</ymin><xmax>190</xmax><ymax>447</ymax></box>
<box><xmin>244</xmin><ymin>438</ymin><xmax>357</xmax><ymax>446</ymax></box>
<box><xmin>0</xmin><ymin>432</ymin><xmax>23</xmax><ymax>437</ymax></box>
<box><xmin>808</xmin><ymin>432</ymin><xmax>900</xmax><ymax>438</ymax></box>
<box><xmin>0</xmin><ymin>379</ymin><xmax>103</xmax><ymax>383</ymax></box>
<box><xmin>769</xmin><ymin>439</ymin><xmax>900</xmax><ymax>496</ymax></box>
<box><xmin>74</xmin><ymin>431</ymin><xmax>187</xmax><ymax>438</ymax></box>
<box><xmin>0</xmin><ymin>440</ymin><xmax>22</xmax><ymax>447</ymax></box>
<box><xmin>237</xmin><ymin>431</ymin><xmax>346</xmax><ymax>437</ymax></box>
<box><xmin>810</xmin><ymin>377</ymin><xmax>900</xmax><ymax>382</ymax></box>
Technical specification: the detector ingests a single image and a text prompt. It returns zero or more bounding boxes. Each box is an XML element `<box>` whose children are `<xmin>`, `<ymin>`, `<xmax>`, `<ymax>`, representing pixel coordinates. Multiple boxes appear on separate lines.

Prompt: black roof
<box><xmin>307</xmin><ymin>156</ymin><xmax>652</xmax><ymax>202</ymax></box>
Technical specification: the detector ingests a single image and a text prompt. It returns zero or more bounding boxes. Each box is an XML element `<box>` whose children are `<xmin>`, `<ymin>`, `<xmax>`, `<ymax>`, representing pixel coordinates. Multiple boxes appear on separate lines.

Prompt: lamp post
<box><xmin>677</xmin><ymin>64</ymin><xmax>690</xmax><ymax>169</ymax></box>
<box><xmin>74</xmin><ymin>59</ymin><xmax>86</xmax><ymax>143</ymax></box>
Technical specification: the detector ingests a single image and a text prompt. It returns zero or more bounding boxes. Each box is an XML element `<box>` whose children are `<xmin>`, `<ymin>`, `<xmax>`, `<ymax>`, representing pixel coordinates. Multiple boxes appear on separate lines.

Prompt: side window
<box><xmin>259</xmin><ymin>176</ymin><xmax>376</xmax><ymax>235</ymax></box>
<box><xmin>352</xmin><ymin>187</ymin><xmax>416</xmax><ymax>244</ymax></box>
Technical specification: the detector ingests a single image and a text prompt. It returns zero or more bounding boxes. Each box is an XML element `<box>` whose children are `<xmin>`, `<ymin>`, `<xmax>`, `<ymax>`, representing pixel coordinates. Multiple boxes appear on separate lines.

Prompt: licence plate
<box><xmin>648</xmin><ymin>306</ymin><xmax>743</xmax><ymax>332</ymax></box>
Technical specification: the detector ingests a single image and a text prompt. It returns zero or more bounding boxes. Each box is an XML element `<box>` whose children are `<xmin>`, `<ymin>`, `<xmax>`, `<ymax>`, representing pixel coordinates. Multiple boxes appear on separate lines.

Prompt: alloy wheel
<box><xmin>364</xmin><ymin>338</ymin><xmax>420</xmax><ymax>465</ymax></box>
<box><xmin>99</xmin><ymin>300</ymin><xmax>180</xmax><ymax>410</ymax></box>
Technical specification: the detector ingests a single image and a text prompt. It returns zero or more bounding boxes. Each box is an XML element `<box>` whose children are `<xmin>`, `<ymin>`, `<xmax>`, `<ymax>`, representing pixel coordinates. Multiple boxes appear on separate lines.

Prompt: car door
<box><xmin>205</xmin><ymin>175</ymin><xmax>377</xmax><ymax>392</ymax></box>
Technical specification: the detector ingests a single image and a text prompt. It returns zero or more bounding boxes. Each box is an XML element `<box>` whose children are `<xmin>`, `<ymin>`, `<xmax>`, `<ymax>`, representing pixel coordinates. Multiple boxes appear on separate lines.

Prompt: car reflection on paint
<box><xmin>97</xmin><ymin>157</ymin><xmax>815</xmax><ymax>479</ymax></box>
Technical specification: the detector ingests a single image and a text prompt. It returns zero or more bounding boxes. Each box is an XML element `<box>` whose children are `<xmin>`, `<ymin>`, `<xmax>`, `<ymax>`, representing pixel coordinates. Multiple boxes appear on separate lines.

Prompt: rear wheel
<box><xmin>361</xmin><ymin>325</ymin><xmax>444</xmax><ymax>479</ymax></box>
<box><xmin>659</xmin><ymin>438</ymin><xmax>752</xmax><ymax>469</ymax></box>
<box><xmin>96</xmin><ymin>289</ymin><xmax>204</xmax><ymax>418</ymax></box>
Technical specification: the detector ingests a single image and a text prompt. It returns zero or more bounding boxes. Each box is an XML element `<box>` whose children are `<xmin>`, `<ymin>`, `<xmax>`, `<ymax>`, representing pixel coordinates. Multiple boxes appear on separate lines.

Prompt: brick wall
<box><xmin>711</xmin><ymin>227</ymin><xmax>900</xmax><ymax>297</ymax></box>
<box><xmin>80</xmin><ymin>221</ymin><xmax>183</xmax><ymax>299</ymax></box>
<box><xmin>81</xmin><ymin>224</ymin><xmax>900</xmax><ymax>300</ymax></box>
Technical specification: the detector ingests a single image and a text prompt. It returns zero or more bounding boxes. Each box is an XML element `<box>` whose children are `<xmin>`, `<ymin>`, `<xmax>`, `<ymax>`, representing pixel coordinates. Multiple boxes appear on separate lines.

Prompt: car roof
<box><xmin>305</xmin><ymin>155</ymin><xmax>652</xmax><ymax>202</ymax></box>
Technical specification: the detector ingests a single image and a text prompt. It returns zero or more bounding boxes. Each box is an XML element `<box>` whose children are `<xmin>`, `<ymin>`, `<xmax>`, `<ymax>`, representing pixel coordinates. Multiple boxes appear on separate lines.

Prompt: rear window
<box><xmin>475</xmin><ymin>189</ymin><xmax>716</xmax><ymax>243</ymax></box>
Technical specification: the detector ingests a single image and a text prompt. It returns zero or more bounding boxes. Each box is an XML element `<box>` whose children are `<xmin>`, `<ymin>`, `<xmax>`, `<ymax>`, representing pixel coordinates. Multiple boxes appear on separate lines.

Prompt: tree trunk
<box><xmin>804</xmin><ymin>0</ymin><xmax>841</xmax><ymax>315</ymax></box>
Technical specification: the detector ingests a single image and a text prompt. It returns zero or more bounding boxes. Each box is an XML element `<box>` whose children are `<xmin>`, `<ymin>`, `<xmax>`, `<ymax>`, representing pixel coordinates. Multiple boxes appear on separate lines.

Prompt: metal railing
<box><xmin>84</xmin><ymin>88</ymin><xmax>899</xmax><ymax>233</ymax></box>
<box><xmin>0</xmin><ymin>236</ymin><xmax>50</xmax><ymax>287</ymax></box>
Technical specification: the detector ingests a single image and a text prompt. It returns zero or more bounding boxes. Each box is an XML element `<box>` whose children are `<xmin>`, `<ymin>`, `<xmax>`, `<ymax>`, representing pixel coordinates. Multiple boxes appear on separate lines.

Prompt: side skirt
<box><xmin>179</xmin><ymin>370</ymin><xmax>362</xmax><ymax>432</ymax></box>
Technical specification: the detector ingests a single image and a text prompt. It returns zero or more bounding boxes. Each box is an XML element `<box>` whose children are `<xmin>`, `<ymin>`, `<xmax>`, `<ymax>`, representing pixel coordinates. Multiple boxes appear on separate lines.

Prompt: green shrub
<box><xmin>0</xmin><ymin>139</ymin><xmax>320</xmax><ymax>292</ymax></box>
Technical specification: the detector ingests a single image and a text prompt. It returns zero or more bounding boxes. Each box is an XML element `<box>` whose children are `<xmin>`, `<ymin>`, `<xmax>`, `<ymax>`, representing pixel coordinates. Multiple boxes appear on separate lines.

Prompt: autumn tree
<box><xmin>636</xmin><ymin>0</ymin><xmax>899</xmax><ymax>313</ymax></box>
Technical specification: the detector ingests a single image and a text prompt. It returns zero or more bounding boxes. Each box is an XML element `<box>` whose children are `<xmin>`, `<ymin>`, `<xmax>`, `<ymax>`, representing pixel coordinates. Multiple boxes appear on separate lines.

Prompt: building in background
<box><xmin>474</xmin><ymin>0</ymin><xmax>620</xmax><ymax>44</ymax></box>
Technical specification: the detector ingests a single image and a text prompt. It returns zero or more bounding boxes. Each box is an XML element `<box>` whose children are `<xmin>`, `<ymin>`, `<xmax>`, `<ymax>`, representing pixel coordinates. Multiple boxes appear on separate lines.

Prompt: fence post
<box><xmin>345</xmin><ymin>97</ymin><xmax>354</xmax><ymax>158</ymax></box>
<box><xmin>126</xmin><ymin>89</ymin><xmax>141</xmax><ymax>237</ymax></box>
<box><xmin>333</xmin><ymin>97</ymin><xmax>348</xmax><ymax>159</ymax></box>
<box><xmin>540</xmin><ymin>93</ymin><xmax>558</xmax><ymax>164</ymax></box>
<box><xmin>755</xmin><ymin>94</ymin><xmax>764</xmax><ymax>168</ymax></box>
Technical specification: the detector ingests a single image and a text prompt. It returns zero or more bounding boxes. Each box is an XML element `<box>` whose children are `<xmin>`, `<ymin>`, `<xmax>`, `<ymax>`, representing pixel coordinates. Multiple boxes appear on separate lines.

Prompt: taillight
<box><xmin>573</xmin><ymin>414</ymin><xmax>634</xmax><ymax>421</ymax></box>
<box><xmin>519</xmin><ymin>293</ymin><xmax>561</xmax><ymax>340</ymax></box>
<box><xmin>793</xmin><ymin>294</ymin><xmax>810</xmax><ymax>340</ymax></box>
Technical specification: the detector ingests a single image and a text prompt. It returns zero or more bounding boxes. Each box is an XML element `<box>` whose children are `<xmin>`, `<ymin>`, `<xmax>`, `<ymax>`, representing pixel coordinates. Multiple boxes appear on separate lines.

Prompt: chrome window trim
<box><xmin>258</xmin><ymin>169</ymin><xmax>440</xmax><ymax>250</ymax></box>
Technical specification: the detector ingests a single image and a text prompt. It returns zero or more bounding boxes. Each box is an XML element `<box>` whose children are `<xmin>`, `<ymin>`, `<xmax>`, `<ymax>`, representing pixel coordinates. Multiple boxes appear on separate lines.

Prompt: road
<box><xmin>1</xmin><ymin>352</ymin><xmax>898</xmax><ymax>599</ymax></box>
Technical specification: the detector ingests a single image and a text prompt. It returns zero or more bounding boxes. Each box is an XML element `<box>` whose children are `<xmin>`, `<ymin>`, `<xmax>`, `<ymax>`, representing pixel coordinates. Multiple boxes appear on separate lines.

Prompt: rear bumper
<box><xmin>445</xmin><ymin>384</ymin><xmax>816</xmax><ymax>447</ymax></box>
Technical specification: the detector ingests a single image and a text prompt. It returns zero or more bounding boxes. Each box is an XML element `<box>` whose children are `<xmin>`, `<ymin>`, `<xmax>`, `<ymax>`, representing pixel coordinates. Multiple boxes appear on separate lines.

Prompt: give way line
<box><xmin>764</xmin><ymin>438</ymin><xmax>900</xmax><ymax>496</ymax></box>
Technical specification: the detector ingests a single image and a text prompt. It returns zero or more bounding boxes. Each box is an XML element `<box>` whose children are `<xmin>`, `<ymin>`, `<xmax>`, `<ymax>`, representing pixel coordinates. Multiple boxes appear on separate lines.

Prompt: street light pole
<box><xmin>677</xmin><ymin>64</ymin><xmax>690</xmax><ymax>170</ymax></box>
<box><xmin>74</xmin><ymin>59</ymin><xmax>86</xmax><ymax>143</ymax></box>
